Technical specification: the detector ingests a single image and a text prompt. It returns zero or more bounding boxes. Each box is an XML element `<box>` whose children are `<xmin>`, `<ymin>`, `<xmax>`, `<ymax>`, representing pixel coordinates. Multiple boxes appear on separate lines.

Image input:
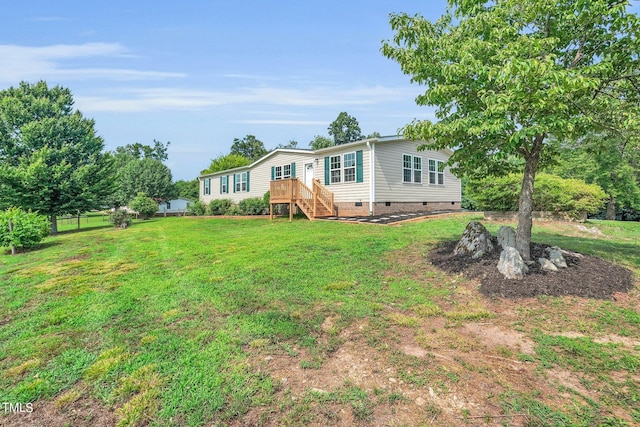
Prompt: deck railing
<box><xmin>269</xmin><ymin>178</ymin><xmax>334</xmax><ymax>221</ymax></box>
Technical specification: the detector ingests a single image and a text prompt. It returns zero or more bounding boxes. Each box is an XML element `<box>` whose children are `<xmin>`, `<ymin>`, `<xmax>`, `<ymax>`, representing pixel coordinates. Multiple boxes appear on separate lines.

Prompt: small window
<box><xmin>413</xmin><ymin>156</ymin><xmax>422</xmax><ymax>183</ymax></box>
<box><xmin>429</xmin><ymin>159</ymin><xmax>445</xmax><ymax>185</ymax></box>
<box><xmin>343</xmin><ymin>152</ymin><xmax>356</xmax><ymax>183</ymax></box>
<box><xmin>330</xmin><ymin>155</ymin><xmax>341</xmax><ymax>183</ymax></box>
<box><xmin>221</xmin><ymin>175</ymin><xmax>228</xmax><ymax>194</ymax></box>
<box><xmin>275</xmin><ymin>166</ymin><xmax>282</xmax><ymax>180</ymax></box>
<box><xmin>204</xmin><ymin>178</ymin><xmax>211</xmax><ymax>195</ymax></box>
<box><xmin>403</xmin><ymin>155</ymin><xmax>412</xmax><ymax>183</ymax></box>
<box><xmin>283</xmin><ymin>164</ymin><xmax>291</xmax><ymax>179</ymax></box>
<box><xmin>166</xmin><ymin>201</ymin><xmax>171</xmax><ymax>209</ymax></box>
<box><xmin>235</xmin><ymin>172</ymin><xmax>248</xmax><ymax>192</ymax></box>
<box><xmin>403</xmin><ymin>154</ymin><xmax>422</xmax><ymax>184</ymax></box>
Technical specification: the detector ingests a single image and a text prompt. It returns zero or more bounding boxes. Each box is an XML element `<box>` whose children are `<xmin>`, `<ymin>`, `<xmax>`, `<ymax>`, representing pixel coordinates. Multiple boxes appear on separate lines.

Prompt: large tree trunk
<box><xmin>515</xmin><ymin>136</ymin><xmax>544</xmax><ymax>261</ymax></box>
<box><xmin>605</xmin><ymin>196</ymin><xmax>616</xmax><ymax>220</ymax></box>
<box><xmin>50</xmin><ymin>215</ymin><xmax>58</xmax><ymax>235</ymax></box>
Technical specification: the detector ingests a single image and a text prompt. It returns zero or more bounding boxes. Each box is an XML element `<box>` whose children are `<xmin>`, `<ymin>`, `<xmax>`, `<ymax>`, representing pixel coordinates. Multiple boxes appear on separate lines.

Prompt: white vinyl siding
<box><xmin>318</xmin><ymin>145</ymin><xmax>369</xmax><ymax>204</ymax></box>
<box><xmin>374</xmin><ymin>142</ymin><xmax>460</xmax><ymax>203</ymax></box>
<box><xmin>199</xmin><ymin>150</ymin><xmax>315</xmax><ymax>204</ymax></box>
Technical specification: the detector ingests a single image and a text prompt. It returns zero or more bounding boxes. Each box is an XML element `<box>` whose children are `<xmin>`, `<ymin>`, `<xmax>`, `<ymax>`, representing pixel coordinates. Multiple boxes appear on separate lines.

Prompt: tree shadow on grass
<box><xmin>1</xmin><ymin>240</ymin><xmax>62</xmax><ymax>255</ymax></box>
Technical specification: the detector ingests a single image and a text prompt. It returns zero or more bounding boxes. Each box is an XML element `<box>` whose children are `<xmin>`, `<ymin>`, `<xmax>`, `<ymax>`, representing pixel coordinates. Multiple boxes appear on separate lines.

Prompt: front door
<box><xmin>304</xmin><ymin>163</ymin><xmax>314</xmax><ymax>188</ymax></box>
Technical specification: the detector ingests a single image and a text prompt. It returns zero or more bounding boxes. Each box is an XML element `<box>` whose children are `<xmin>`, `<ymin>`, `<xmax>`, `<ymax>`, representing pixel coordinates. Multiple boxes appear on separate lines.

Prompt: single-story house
<box><xmin>198</xmin><ymin>135</ymin><xmax>461</xmax><ymax>219</ymax></box>
<box><xmin>157</xmin><ymin>198</ymin><xmax>193</xmax><ymax>215</ymax></box>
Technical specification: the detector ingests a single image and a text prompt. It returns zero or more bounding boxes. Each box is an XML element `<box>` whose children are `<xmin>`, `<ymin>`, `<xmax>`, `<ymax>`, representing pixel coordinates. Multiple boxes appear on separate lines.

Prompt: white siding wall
<box><xmin>315</xmin><ymin>143</ymin><xmax>370</xmax><ymax>204</ymax></box>
<box><xmin>374</xmin><ymin>140</ymin><xmax>461</xmax><ymax>203</ymax></box>
<box><xmin>200</xmin><ymin>151</ymin><xmax>315</xmax><ymax>204</ymax></box>
<box><xmin>157</xmin><ymin>198</ymin><xmax>191</xmax><ymax>213</ymax></box>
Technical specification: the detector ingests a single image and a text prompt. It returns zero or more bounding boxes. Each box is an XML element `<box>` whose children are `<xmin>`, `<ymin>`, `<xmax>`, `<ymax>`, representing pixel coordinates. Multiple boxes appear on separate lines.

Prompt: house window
<box><xmin>343</xmin><ymin>152</ymin><xmax>356</xmax><ymax>183</ymax></box>
<box><xmin>429</xmin><ymin>159</ymin><xmax>445</xmax><ymax>185</ymax></box>
<box><xmin>204</xmin><ymin>178</ymin><xmax>211</xmax><ymax>195</ymax></box>
<box><xmin>235</xmin><ymin>172</ymin><xmax>248</xmax><ymax>192</ymax></box>
<box><xmin>330</xmin><ymin>155</ymin><xmax>341</xmax><ymax>183</ymax></box>
<box><xmin>220</xmin><ymin>175</ymin><xmax>228</xmax><ymax>194</ymax></box>
<box><xmin>403</xmin><ymin>154</ymin><xmax>422</xmax><ymax>184</ymax></box>
<box><xmin>275</xmin><ymin>166</ymin><xmax>282</xmax><ymax>180</ymax></box>
<box><xmin>283</xmin><ymin>164</ymin><xmax>291</xmax><ymax>179</ymax></box>
<box><xmin>166</xmin><ymin>201</ymin><xmax>171</xmax><ymax>209</ymax></box>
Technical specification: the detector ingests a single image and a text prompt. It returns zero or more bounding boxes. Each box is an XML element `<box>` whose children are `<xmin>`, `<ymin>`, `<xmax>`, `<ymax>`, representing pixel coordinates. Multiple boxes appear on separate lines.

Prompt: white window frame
<box><xmin>343</xmin><ymin>152</ymin><xmax>356</xmax><ymax>183</ymax></box>
<box><xmin>330</xmin><ymin>155</ymin><xmax>341</xmax><ymax>184</ymax></box>
<box><xmin>283</xmin><ymin>164</ymin><xmax>291</xmax><ymax>179</ymax></box>
<box><xmin>235</xmin><ymin>172</ymin><xmax>248</xmax><ymax>192</ymax></box>
<box><xmin>428</xmin><ymin>159</ymin><xmax>445</xmax><ymax>186</ymax></box>
<box><xmin>220</xmin><ymin>175</ymin><xmax>228</xmax><ymax>194</ymax></box>
<box><xmin>275</xmin><ymin>166</ymin><xmax>282</xmax><ymax>180</ymax></box>
<box><xmin>402</xmin><ymin>154</ymin><xmax>422</xmax><ymax>184</ymax></box>
<box><xmin>204</xmin><ymin>178</ymin><xmax>211</xmax><ymax>195</ymax></box>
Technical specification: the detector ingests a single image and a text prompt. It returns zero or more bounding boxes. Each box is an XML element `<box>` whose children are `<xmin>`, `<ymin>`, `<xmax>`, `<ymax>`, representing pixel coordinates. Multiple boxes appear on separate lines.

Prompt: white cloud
<box><xmin>0</xmin><ymin>43</ymin><xmax>184</xmax><ymax>83</ymax></box>
<box><xmin>76</xmin><ymin>84</ymin><xmax>419</xmax><ymax>113</ymax></box>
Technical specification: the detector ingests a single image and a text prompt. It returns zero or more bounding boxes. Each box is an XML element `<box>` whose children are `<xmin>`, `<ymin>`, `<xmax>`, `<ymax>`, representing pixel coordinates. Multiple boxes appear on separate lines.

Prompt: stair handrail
<box><xmin>312</xmin><ymin>179</ymin><xmax>334</xmax><ymax>215</ymax></box>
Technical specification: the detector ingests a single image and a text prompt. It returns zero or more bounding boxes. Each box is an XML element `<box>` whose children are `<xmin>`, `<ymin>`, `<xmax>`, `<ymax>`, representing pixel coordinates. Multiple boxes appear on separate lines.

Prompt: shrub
<box><xmin>129</xmin><ymin>193</ymin><xmax>158</xmax><ymax>220</ymax></box>
<box><xmin>238</xmin><ymin>197</ymin><xmax>269</xmax><ymax>215</ymax></box>
<box><xmin>467</xmin><ymin>173</ymin><xmax>607</xmax><ymax>219</ymax></box>
<box><xmin>0</xmin><ymin>207</ymin><xmax>50</xmax><ymax>252</ymax></box>
<box><xmin>187</xmin><ymin>200</ymin><xmax>207</xmax><ymax>216</ymax></box>
<box><xmin>109</xmin><ymin>209</ymin><xmax>132</xmax><ymax>229</ymax></box>
<box><xmin>224</xmin><ymin>205</ymin><xmax>243</xmax><ymax>216</ymax></box>
<box><xmin>208</xmin><ymin>199</ymin><xmax>233</xmax><ymax>215</ymax></box>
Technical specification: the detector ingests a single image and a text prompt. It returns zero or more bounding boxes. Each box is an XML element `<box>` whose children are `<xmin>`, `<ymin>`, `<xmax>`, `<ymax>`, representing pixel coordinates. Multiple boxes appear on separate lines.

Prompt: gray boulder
<box><xmin>538</xmin><ymin>257</ymin><xmax>558</xmax><ymax>272</ymax></box>
<box><xmin>545</xmin><ymin>246</ymin><xmax>567</xmax><ymax>268</ymax></box>
<box><xmin>497</xmin><ymin>247</ymin><xmax>529</xmax><ymax>280</ymax></box>
<box><xmin>453</xmin><ymin>221</ymin><xmax>495</xmax><ymax>259</ymax></box>
<box><xmin>497</xmin><ymin>226</ymin><xmax>517</xmax><ymax>249</ymax></box>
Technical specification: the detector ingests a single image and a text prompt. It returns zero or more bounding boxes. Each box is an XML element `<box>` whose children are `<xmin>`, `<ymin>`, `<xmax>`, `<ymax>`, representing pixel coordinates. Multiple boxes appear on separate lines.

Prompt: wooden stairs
<box><xmin>269</xmin><ymin>178</ymin><xmax>335</xmax><ymax>221</ymax></box>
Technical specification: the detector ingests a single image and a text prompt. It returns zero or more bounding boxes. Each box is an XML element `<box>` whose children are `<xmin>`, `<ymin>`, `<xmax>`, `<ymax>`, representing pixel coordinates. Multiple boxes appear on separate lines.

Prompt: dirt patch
<box><xmin>1</xmin><ymin>395</ymin><xmax>116</xmax><ymax>427</ymax></box>
<box><xmin>430</xmin><ymin>241</ymin><xmax>635</xmax><ymax>299</ymax></box>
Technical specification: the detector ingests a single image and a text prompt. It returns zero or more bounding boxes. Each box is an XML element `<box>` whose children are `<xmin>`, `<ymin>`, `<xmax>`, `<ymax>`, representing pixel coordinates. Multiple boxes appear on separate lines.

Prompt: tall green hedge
<box><xmin>467</xmin><ymin>173</ymin><xmax>607</xmax><ymax>218</ymax></box>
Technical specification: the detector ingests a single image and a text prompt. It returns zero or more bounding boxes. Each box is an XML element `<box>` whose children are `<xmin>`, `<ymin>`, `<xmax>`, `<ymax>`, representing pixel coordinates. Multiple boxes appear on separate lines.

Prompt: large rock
<box><xmin>453</xmin><ymin>221</ymin><xmax>495</xmax><ymax>259</ymax></box>
<box><xmin>545</xmin><ymin>246</ymin><xmax>568</xmax><ymax>268</ymax></box>
<box><xmin>497</xmin><ymin>247</ymin><xmax>529</xmax><ymax>279</ymax></box>
<box><xmin>538</xmin><ymin>257</ymin><xmax>558</xmax><ymax>272</ymax></box>
<box><xmin>497</xmin><ymin>226</ymin><xmax>516</xmax><ymax>249</ymax></box>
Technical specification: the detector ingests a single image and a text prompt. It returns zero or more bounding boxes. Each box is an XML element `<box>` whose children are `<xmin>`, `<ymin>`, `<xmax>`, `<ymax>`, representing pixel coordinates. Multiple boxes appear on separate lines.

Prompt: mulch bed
<box><xmin>430</xmin><ymin>240</ymin><xmax>635</xmax><ymax>299</ymax></box>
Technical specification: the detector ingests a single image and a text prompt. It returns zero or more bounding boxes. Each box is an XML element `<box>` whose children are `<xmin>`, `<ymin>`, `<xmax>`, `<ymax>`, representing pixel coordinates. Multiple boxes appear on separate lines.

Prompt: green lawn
<box><xmin>1</xmin><ymin>215</ymin><xmax>638</xmax><ymax>426</ymax></box>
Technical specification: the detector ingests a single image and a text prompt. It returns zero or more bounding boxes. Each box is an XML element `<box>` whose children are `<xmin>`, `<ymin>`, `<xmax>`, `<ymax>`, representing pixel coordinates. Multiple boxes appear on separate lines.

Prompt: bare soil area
<box><xmin>430</xmin><ymin>240</ymin><xmax>635</xmax><ymax>299</ymax></box>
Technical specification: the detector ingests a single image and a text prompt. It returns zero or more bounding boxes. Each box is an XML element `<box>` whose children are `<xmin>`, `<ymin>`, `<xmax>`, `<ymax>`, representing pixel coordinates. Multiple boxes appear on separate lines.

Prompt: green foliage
<box><xmin>109</xmin><ymin>209</ymin><xmax>132</xmax><ymax>229</ymax></box>
<box><xmin>467</xmin><ymin>174</ymin><xmax>607</xmax><ymax>218</ymax></box>
<box><xmin>0</xmin><ymin>207</ymin><xmax>49</xmax><ymax>250</ymax></box>
<box><xmin>328</xmin><ymin>112</ymin><xmax>363</xmax><ymax>145</ymax></box>
<box><xmin>207</xmin><ymin>199</ymin><xmax>233</xmax><ymax>216</ymax></box>
<box><xmin>114</xmin><ymin>140</ymin><xmax>169</xmax><ymax>162</ymax></box>
<box><xmin>119</xmin><ymin>158</ymin><xmax>175</xmax><ymax>204</ymax></box>
<box><xmin>0</xmin><ymin>81</ymin><xmax>115</xmax><ymax>233</ymax></box>
<box><xmin>230</xmin><ymin>135</ymin><xmax>268</xmax><ymax>162</ymax></box>
<box><xmin>201</xmin><ymin>153</ymin><xmax>250</xmax><ymax>175</ymax></box>
<box><xmin>238</xmin><ymin>197</ymin><xmax>269</xmax><ymax>215</ymax></box>
<box><xmin>309</xmin><ymin>135</ymin><xmax>334</xmax><ymax>150</ymax></box>
<box><xmin>129</xmin><ymin>193</ymin><xmax>158</xmax><ymax>220</ymax></box>
<box><xmin>382</xmin><ymin>1</ymin><xmax>640</xmax><ymax>255</ymax></box>
<box><xmin>187</xmin><ymin>200</ymin><xmax>207</xmax><ymax>216</ymax></box>
<box><xmin>174</xmin><ymin>179</ymin><xmax>199</xmax><ymax>200</ymax></box>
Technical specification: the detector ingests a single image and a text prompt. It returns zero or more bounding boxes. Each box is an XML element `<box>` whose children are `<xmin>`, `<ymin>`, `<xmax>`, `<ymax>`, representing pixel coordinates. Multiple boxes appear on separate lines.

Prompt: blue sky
<box><xmin>1</xmin><ymin>1</ymin><xmax>451</xmax><ymax>180</ymax></box>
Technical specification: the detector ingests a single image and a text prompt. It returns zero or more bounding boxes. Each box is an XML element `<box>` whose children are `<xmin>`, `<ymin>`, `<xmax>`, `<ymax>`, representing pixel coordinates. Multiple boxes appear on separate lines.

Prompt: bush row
<box><xmin>188</xmin><ymin>195</ymin><xmax>270</xmax><ymax>216</ymax></box>
<box><xmin>466</xmin><ymin>173</ymin><xmax>607</xmax><ymax>219</ymax></box>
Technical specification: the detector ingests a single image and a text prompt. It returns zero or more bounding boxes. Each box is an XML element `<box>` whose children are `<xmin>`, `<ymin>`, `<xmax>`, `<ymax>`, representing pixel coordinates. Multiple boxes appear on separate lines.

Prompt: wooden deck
<box><xmin>269</xmin><ymin>178</ymin><xmax>335</xmax><ymax>221</ymax></box>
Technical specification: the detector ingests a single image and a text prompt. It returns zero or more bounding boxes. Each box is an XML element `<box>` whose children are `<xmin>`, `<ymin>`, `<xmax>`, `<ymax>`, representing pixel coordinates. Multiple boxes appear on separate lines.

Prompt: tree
<box><xmin>383</xmin><ymin>1</ymin><xmax>640</xmax><ymax>260</ymax></box>
<box><xmin>0</xmin><ymin>207</ymin><xmax>50</xmax><ymax>253</ymax></box>
<box><xmin>107</xmin><ymin>140</ymin><xmax>171</xmax><ymax>208</ymax></box>
<box><xmin>230</xmin><ymin>135</ymin><xmax>268</xmax><ymax>162</ymax></box>
<box><xmin>277</xmin><ymin>140</ymin><xmax>299</xmax><ymax>149</ymax></box>
<box><xmin>129</xmin><ymin>192</ymin><xmax>158</xmax><ymax>220</ymax></box>
<box><xmin>120</xmin><ymin>158</ymin><xmax>175</xmax><ymax>203</ymax></box>
<box><xmin>328</xmin><ymin>112</ymin><xmax>363</xmax><ymax>145</ymax></box>
<box><xmin>201</xmin><ymin>153</ymin><xmax>250</xmax><ymax>174</ymax></box>
<box><xmin>174</xmin><ymin>179</ymin><xmax>199</xmax><ymax>200</ymax></box>
<box><xmin>548</xmin><ymin>133</ymin><xmax>640</xmax><ymax>220</ymax></box>
<box><xmin>309</xmin><ymin>135</ymin><xmax>334</xmax><ymax>150</ymax></box>
<box><xmin>366</xmin><ymin>132</ymin><xmax>382</xmax><ymax>139</ymax></box>
<box><xmin>0</xmin><ymin>81</ymin><xmax>114</xmax><ymax>234</ymax></box>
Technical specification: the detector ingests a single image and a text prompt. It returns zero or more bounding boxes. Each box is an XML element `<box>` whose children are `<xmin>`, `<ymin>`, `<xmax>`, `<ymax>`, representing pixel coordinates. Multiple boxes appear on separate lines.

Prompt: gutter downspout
<box><xmin>367</xmin><ymin>140</ymin><xmax>375</xmax><ymax>216</ymax></box>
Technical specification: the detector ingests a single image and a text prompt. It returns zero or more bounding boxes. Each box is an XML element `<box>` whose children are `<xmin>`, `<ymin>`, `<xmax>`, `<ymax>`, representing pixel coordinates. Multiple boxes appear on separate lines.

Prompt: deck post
<box><xmin>270</xmin><ymin>203</ymin><xmax>273</xmax><ymax>220</ymax></box>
